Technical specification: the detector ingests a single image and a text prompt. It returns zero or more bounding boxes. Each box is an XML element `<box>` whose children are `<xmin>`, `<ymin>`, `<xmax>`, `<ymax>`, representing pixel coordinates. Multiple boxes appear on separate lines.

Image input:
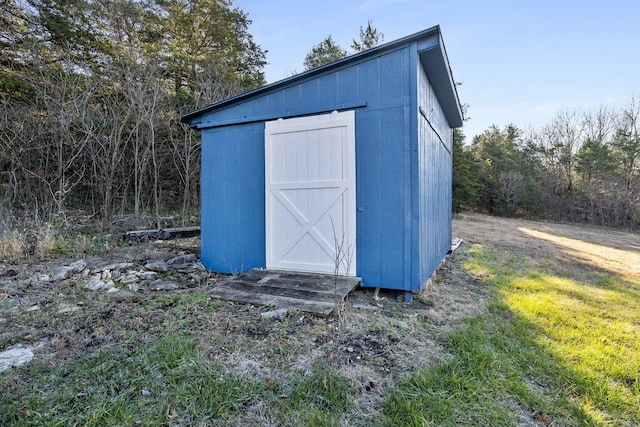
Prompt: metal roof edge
<box><xmin>433</xmin><ymin>31</ymin><xmax>464</xmax><ymax>128</ymax></box>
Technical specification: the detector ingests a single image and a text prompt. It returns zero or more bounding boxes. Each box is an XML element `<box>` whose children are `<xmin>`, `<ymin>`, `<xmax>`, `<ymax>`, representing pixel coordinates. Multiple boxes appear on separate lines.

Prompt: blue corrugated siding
<box><xmin>379</xmin><ymin>107</ymin><xmax>407</xmax><ymax>287</ymax></box>
<box><xmin>416</xmin><ymin>62</ymin><xmax>452</xmax><ymax>288</ymax></box>
<box><xmin>200</xmin><ymin>123</ymin><xmax>266</xmax><ymax>273</ymax></box>
<box><xmin>196</xmin><ymin>39</ymin><xmax>454</xmax><ymax>292</ymax></box>
<box><xmin>355</xmin><ymin>109</ymin><xmax>382</xmax><ymax>284</ymax></box>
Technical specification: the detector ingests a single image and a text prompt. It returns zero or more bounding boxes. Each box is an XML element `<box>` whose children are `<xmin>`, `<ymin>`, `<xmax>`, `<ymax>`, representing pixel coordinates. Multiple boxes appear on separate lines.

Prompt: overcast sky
<box><xmin>232</xmin><ymin>0</ymin><xmax>639</xmax><ymax>140</ymax></box>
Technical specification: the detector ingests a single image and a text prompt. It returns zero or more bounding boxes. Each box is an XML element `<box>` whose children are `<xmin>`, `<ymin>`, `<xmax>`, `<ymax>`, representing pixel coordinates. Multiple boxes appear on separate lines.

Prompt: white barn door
<box><xmin>265</xmin><ymin>110</ymin><xmax>356</xmax><ymax>275</ymax></box>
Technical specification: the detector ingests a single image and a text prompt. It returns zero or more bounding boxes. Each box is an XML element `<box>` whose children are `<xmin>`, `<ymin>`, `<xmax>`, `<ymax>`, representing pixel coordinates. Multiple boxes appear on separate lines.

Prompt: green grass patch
<box><xmin>0</xmin><ymin>336</ymin><xmax>24</xmax><ymax>351</ymax></box>
<box><xmin>382</xmin><ymin>245</ymin><xmax>640</xmax><ymax>426</ymax></box>
<box><xmin>273</xmin><ymin>362</ymin><xmax>354</xmax><ymax>425</ymax></box>
<box><xmin>0</xmin><ymin>335</ymin><xmax>354</xmax><ymax>426</ymax></box>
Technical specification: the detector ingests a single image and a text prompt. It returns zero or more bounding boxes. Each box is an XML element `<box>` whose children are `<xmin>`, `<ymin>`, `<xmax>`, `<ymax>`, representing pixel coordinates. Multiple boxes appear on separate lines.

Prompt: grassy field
<box><xmin>1</xmin><ymin>214</ymin><xmax>638</xmax><ymax>425</ymax></box>
<box><xmin>382</xmin><ymin>215</ymin><xmax>640</xmax><ymax>426</ymax></box>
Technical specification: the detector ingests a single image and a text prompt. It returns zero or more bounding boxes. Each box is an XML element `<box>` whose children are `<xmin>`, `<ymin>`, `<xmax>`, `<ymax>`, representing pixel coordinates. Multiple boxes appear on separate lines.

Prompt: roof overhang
<box><xmin>418</xmin><ymin>33</ymin><xmax>464</xmax><ymax>128</ymax></box>
<box><xmin>182</xmin><ymin>26</ymin><xmax>463</xmax><ymax>128</ymax></box>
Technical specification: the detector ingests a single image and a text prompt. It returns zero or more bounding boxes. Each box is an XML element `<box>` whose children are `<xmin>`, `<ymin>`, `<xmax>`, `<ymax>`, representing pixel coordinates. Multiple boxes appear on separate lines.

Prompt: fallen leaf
<box><xmin>322</xmin><ymin>376</ymin><xmax>328</xmax><ymax>389</ymax></box>
<box><xmin>169</xmin><ymin>407</ymin><xmax>178</xmax><ymax>420</ymax></box>
<box><xmin>531</xmin><ymin>409</ymin><xmax>552</xmax><ymax>425</ymax></box>
<box><xmin>265</xmin><ymin>377</ymin><xmax>275</xmax><ymax>389</ymax></box>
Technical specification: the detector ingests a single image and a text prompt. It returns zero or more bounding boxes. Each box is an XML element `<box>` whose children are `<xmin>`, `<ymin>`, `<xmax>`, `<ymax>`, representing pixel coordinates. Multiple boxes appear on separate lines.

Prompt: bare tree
<box><xmin>79</xmin><ymin>67</ymin><xmax>137</xmax><ymax>225</ymax></box>
<box><xmin>168</xmin><ymin>63</ymin><xmax>240</xmax><ymax>223</ymax></box>
<box><xmin>621</xmin><ymin>95</ymin><xmax>640</xmax><ymax>138</ymax></box>
<box><xmin>495</xmin><ymin>171</ymin><xmax>525</xmax><ymax>216</ymax></box>
<box><xmin>14</xmin><ymin>51</ymin><xmax>95</xmax><ymax>223</ymax></box>
<box><xmin>582</xmin><ymin>105</ymin><xmax>618</xmax><ymax>144</ymax></box>
<box><xmin>169</xmin><ymin>123</ymin><xmax>201</xmax><ymax>224</ymax></box>
<box><xmin>118</xmin><ymin>61</ymin><xmax>168</xmax><ymax>224</ymax></box>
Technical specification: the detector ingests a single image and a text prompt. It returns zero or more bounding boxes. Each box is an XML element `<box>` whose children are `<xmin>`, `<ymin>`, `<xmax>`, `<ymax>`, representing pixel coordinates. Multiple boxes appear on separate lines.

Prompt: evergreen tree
<box><xmin>303</xmin><ymin>35</ymin><xmax>348</xmax><ymax>70</ymax></box>
<box><xmin>575</xmin><ymin>138</ymin><xmax>617</xmax><ymax>182</ymax></box>
<box><xmin>472</xmin><ymin>125</ymin><xmax>541</xmax><ymax>216</ymax></box>
<box><xmin>303</xmin><ymin>22</ymin><xmax>384</xmax><ymax>70</ymax></box>
<box><xmin>0</xmin><ymin>0</ymin><xmax>35</xmax><ymax>100</ymax></box>
<box><xmin>351</xmin><ymin>20</ymin><xmax>384</xmax><ymax>52</ymax></box>
<box><xmin>611</xmin><ymin>129</ymin><xmax>640</xmax><ymax>188</ymax></box>
<box><xmin>452</xmin><ymin>128</ymin><xmax>480</xmax><ymax>212</ymax></box>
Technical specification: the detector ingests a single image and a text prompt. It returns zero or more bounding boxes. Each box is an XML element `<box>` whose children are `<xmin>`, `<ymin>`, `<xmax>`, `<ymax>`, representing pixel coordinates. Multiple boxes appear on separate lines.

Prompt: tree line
<box><xmin>453</xmin><ymin>99</ymin><xmax>640</xmax><ymax>229</ymax></box>
<box><xmin>1</xmin><ymin>6</ymin><xmax>387</xmax><ymax>228</ymax></box>
<box><xmin>1</xmin><ymin>0</ymin><xmax>266</xmax><ymax>227</ymax></box>
<box><xmin>2</xmin><ymin>3</ymin><xmax>637</xmax><ymax>232</ymax></box>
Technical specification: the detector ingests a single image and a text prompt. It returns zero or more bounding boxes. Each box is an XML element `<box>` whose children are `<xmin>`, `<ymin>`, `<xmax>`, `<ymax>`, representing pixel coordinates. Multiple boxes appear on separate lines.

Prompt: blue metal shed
<box><xmin>182</xmin><ymin>26</ymin><xmax>462</xmax><ymax>294</ymax></box>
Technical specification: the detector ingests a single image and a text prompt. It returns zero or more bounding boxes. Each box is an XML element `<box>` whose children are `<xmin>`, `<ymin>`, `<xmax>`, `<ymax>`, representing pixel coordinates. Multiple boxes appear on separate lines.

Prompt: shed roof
<box><xmin>182</xmin><ymin>25</ymin><xmax>463</xmax><ymax>128</ymax></box>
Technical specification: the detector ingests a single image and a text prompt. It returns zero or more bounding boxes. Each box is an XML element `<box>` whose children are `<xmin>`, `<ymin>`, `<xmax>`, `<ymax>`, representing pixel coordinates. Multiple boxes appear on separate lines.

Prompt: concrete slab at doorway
<box><xmin>207</xmin><ymin>269</ymin><xmax>361</xmax><ymax>316</ymax></box>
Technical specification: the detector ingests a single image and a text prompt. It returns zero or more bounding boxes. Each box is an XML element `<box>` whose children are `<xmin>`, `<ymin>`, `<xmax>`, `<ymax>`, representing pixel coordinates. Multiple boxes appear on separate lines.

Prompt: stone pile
<box><xmin>76</xmin><ymin>250</ymin><xmax>207</xmax><ymax>299</ymax></box>
<box><xmin>0</xmin><ymin>244</ymin><xmax>211</xmax><ymax>371</ymax></box>
<box><xmin>0</xmin><ymin>247</ymin><xmax>211</xmax><ymax>318</ymax></box>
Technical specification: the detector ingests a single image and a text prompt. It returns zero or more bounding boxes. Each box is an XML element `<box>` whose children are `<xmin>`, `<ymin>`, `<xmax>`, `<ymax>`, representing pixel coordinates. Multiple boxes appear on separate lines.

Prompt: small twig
<box><xmin>372</xmin><ymin>336</ymin><xmax>415</xmax><ymax>358</ymax></box>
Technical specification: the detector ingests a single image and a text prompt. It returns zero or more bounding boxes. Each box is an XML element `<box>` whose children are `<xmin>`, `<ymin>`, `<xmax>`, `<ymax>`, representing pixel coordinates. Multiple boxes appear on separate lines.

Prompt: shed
<box><xmin>182</xmin><ymin>26</ymin><xmax>462</xmax><ymax>294</ymax></box>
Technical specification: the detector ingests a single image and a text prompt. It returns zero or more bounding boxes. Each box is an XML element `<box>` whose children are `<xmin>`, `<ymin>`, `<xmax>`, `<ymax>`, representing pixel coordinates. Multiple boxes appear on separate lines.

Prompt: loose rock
<box><xmin>53</xmin><ymin>266</ymin><xmax>74</xmax><ymax>281</ymax></box>
<box><xmin>148</xmin><ymin>280</ymin><xmax>179</xmax><ymax>291</ymax></box>
<box><xmin>90</xmin><ymin>263</ymin><xmax>134</xmax><ymax>275</ymax></box>
<box><xmin>85</xmin><ymin>279</ymin><xmax>111</xmax><ymax>291</ymax></box>
<box><xmin>53</xmin><ymin>259</ymin><xmax>87</xmax><ymax>281</ymax></box>
<box><xmin>106</xmin><ymin>288</ymin><xmax>135</xmax><ymax>300</ymax></box>
<box><xmin>119</xmin><ymin>274</ymin><xmax>140</xmax><ymax>284</ymax></box>
<box><xmin>0</xmin><ymin>297</ymin><xmax>20</xmax><ymax>312</ymax></box>
<box><xmin>69</xmin><ymin>259</ymin><xmax>87</xmax><ymax>273</ymax></box>
<box><xmin>167</xmin><ymin>254</ymin><xmax>197</xmax><ymax>266</ymax></box>
<box><xmin>138</xmin><ymin>271</ymin><xmax>157</xmax><ymax>281</ymax></box>
<box><xmin>145</xmin><ymin>260</ymin><xmax>169</xmax><ymax>273</ymax></box>
<box><xmin>0</xmin><ymin>344</ymin><xmax>34</xmax><ymax>372</ymax></box>
<box><xmin>58</xmin><ymin>303</ymin><xmax>80</xmax><ymax>313</ymax></box>
<box><xmin>142</xmin><ymin>249</ymin><xmax>173</xmax><ymax>261</ymax></box>
<box><xmin>260</xmin><ymin>308</ymin><xmax>288</xmax><ymax>320</ymax></box>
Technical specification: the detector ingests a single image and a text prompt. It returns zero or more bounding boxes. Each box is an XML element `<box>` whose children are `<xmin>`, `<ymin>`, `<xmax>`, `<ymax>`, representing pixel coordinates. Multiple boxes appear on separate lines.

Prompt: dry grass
<box><xmin>517</xmin><ymin>227</ymin><xmax>640</xmax><ymax>280</ymax></box>
<box><xmin>453</xmin><ymin>213</ymin><xmax>640</xmax><ymax>279</ymax></box>
<box><xmin>33</xmin><ymin>224</ymin><xmax>57</xmax><ymax>258</ymax></box>
<box><xmin>0</xmin><ymin>231</ymin><xmax>29</xmax><ymax>261</ymax></box>
<box><xmin>0</xmin><ymin>214</ymin><xmax>113</xmax><ymax>261</ymax></box>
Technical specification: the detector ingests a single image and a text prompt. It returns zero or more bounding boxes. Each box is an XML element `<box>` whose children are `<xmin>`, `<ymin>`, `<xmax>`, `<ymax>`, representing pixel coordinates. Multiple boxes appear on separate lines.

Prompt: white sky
<box><xmin>232</xmin><ymin>0</ymin><xmax>640</xmax><ymax>140</ymax></box>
